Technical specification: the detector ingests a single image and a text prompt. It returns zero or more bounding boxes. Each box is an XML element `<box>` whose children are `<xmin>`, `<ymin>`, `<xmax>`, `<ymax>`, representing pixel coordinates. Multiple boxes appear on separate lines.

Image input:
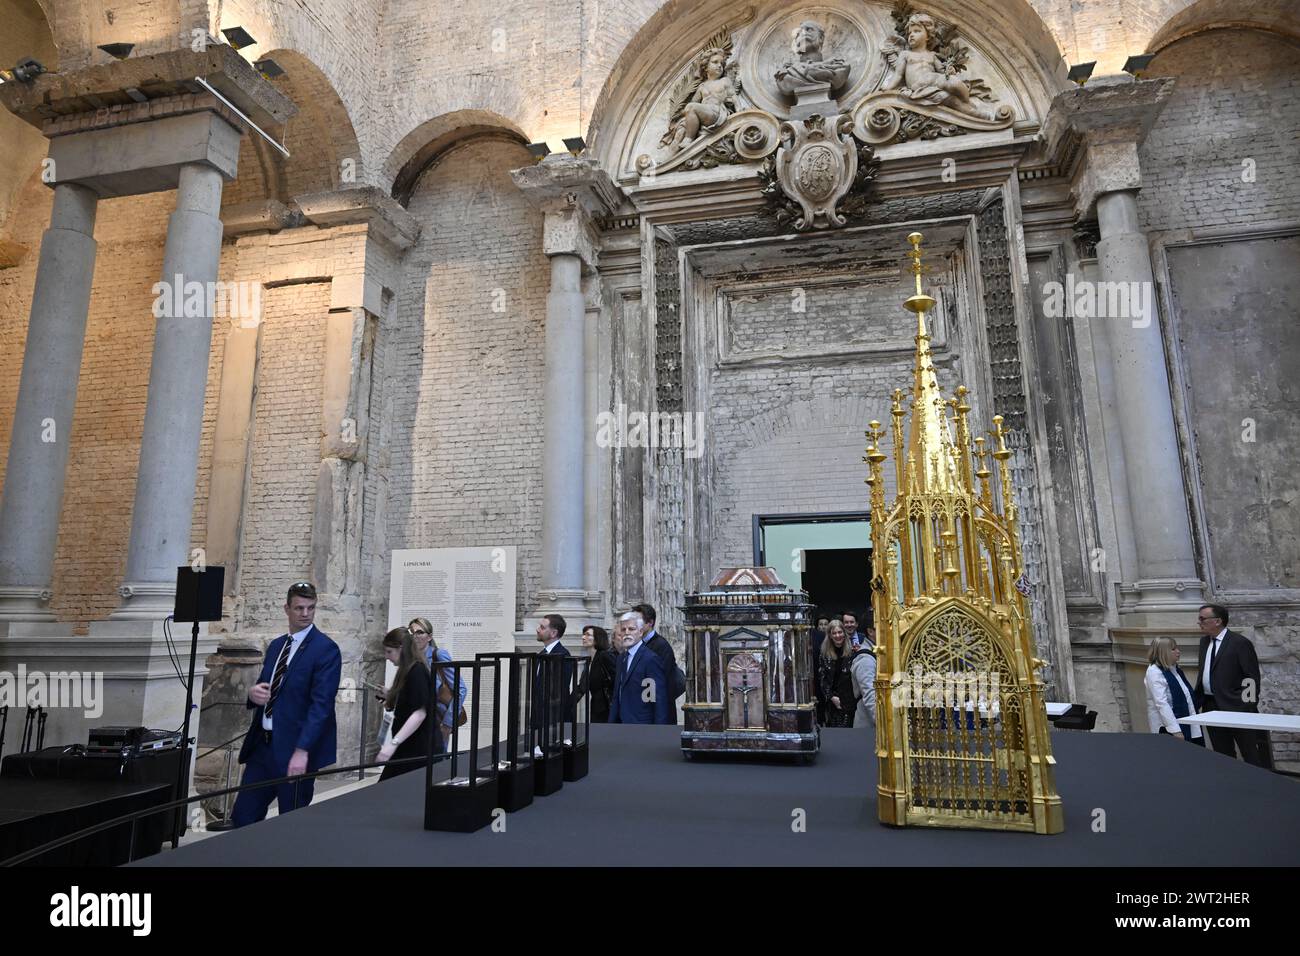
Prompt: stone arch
<box><xmin>1145</xmin><ymin>0</ymin><xmax>1300</xmax><ymax>53</ymax></box>
<box><xmin>585</xmin><ymin>0</ymin><xmax>1071</xmax><ymax>181</ymax></box>
<box><xmin>220</xmin><ymin>49</ymin><xmax>364</xmax><ymax>209</ymax></box>
<box><xmin>380</xmin><ymin>111</ymin><xmax>530</xmax><ymax>207</ymax></box>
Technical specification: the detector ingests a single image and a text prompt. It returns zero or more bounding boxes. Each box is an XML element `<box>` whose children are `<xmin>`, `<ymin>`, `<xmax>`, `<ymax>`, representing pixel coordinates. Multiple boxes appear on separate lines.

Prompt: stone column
<box><xmin>113</xmin><ymin>162</ymin><xmax>228</xmax><ymax>618</ymax></box>
<box><xmin>511</xmin><ymin>157</ymin><xmax>621</xmax><ymax>623</ymax></box>
<box><xmin>1095</xmin><ymin>188</ymin><xmax>1200</xmax><ymax>599</ymax></box>
<box><xmin>542</xmin><ymin>251</ymin><xmax>587</xmax><ymax>604</ymax></box>
<box><xmin>1045</xmin><ymin>77</ymin><xmax>1204</xmax><ymax>613</ymax></box>
<box><xmin>0</xmin><ymin>182</ymin><xmax>99</xmax><ymax>620</ymax></box>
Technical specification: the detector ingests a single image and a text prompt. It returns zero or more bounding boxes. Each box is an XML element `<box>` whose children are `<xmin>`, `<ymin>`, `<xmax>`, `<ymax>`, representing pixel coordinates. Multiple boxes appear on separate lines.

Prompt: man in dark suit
<box><xmin>232</xmin><ymin>581</ymin><xmax>342</xmax><ymax>826</ymax></box>
<box><xmin>1192</xmin><ymin>603</ymin><xmax>1270</xmax><ymax>768</ymax></box>
<box><xmin>632</xmin><ymin>602</ymin><xmax>683</xmax><ymax>724</ymax></box>
<box><xmin>532</xmin><ymin>614</ymin><xmax>572</xmax><ymax>746</ymax></box>
<box><xmin>610</xmin><ymin>611</ymin><xmax>671</xmax><ymax>724</ymax></box>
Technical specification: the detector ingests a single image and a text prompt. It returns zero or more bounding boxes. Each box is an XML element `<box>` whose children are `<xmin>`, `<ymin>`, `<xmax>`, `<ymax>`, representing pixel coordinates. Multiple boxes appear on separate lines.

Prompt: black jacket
<box><xmin>581</xmin><ymin>649</ymin><xmax>619</xmax><ymax>723</ymax></box>
<box><xmin>532</xmin><ymin>642</ymin><xmax>572</xmax><ymax>729</ymax></box>
<box><xmin>1193</xmin><ymin>629</ymin><xmax>1261</xmax><ymax>712</ymax></box>
<box><xmin>642</xmin><ymin>631</ymin><xmax>682</xmax><ymax>723</ymax></box>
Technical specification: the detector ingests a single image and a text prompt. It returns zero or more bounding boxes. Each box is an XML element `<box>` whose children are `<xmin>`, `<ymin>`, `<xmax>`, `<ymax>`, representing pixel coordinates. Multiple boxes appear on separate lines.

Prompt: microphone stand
<box><xmin>172</xmin><ymin>616</ymin><xmax>200</xmax><ymax>849</ymax></box>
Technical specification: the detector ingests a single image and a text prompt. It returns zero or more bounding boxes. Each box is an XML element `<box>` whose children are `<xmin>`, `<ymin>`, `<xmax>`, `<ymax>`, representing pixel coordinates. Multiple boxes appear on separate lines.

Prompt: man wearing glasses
<box><xmin>232</xmin><ymin>581</ymin><xmax>342</xmax><ymax>825</ymax></box>
<box><xmin>1192</xmin><ymin>603</ymin><xmax>1270</xmax><ymax>768</ymax></box>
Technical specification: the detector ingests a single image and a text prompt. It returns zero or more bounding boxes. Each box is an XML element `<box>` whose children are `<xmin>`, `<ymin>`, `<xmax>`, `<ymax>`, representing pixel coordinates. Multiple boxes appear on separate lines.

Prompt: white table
<box><xmin>1181</xmin><ymin>711</ymin><xmax>1300</xmax><ymax>732</ymax></box>
<box><xmin>1045</xmin><ymin>702</ymin><xmax>1071</xmax><ymax>718</ymax></box>
<box><xmin>1181</xmin><ymin>711</ymin><xmax>1300</xmax><ymax>771</ymax></box>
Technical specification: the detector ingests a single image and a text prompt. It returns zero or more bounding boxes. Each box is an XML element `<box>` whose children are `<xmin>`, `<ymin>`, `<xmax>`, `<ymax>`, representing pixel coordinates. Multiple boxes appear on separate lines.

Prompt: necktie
<box><xmin>265</xmin><ymin>637</ymin><xmax>293</xmax><ymax>717</ymax></box>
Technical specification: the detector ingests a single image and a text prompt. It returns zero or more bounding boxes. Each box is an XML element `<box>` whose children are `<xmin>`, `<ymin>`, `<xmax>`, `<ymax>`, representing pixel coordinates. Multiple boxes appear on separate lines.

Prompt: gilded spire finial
<box><xmin>862</xmin><ymin>232</ymin><xmax>1062</xmax><ymax>836</ymax></box>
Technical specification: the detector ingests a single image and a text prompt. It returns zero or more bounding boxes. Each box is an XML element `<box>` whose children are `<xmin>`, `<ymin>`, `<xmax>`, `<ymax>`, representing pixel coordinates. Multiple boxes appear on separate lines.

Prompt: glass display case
<box><xmin>563</xmin><ymin>656</ymin><xmax>590</xmax><ymax>782</ymax></box>
<box><xmin>532</xmin><ymin>652</ymin><xmax>567</xmax><ymax>796</ymax></box>
<box><xmin>475</xmin><ymin>650</ymin><xmax>535</xmax><ymax>812</ymax></box>
<box><xmin>424</xmin><ymin>657</ymin><xmax>501</xmax><ymax>832</ymax></box>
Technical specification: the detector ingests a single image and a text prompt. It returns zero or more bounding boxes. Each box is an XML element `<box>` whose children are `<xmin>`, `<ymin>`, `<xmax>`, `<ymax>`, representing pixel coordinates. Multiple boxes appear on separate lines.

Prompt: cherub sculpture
<box><xmin>661</xmin><ymin>46</ymin><xmax>740</xmax><ymax>156</ymax></box>
<box><xmin>881</xmin><ymin>12</ymin><xmax>1000</xmax><ymax>121</ymax></box>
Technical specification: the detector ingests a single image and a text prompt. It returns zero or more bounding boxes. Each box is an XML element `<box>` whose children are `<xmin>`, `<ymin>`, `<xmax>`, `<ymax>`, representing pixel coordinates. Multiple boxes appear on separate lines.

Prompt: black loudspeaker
<box><xmin>173</xmin><ymin>566</ymin><xmax>225</xmax><ymax>622</ymax></box>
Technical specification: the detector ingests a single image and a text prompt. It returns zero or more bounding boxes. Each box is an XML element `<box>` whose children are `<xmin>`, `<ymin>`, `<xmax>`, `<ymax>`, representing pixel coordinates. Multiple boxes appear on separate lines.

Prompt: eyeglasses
<box><xmin>1197</xmin><ymin>616</ymin><xmax>1218</xmax><ymax>622</ymax></box>
<box><xmin>410</xmin><ymin>629</ymin><xmax>428</xmax><ymax>636</ymax></box>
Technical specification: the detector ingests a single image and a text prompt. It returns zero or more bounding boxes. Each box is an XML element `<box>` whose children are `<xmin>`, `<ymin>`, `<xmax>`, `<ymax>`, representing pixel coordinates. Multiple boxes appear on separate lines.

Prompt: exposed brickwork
<box><xmin>383</xmin><ymin>137</ymin><xmax>549</xmax><ymax>628</ymax></box>
<box><xmin>230</xmin><ymin>282</ymin><xmax>329</xmax><ymax>625</ymax></box>
<box><xmin>1140</xmin><ymin>29</ymin><xmax>1300</xmax><ymax>235</ymax></box>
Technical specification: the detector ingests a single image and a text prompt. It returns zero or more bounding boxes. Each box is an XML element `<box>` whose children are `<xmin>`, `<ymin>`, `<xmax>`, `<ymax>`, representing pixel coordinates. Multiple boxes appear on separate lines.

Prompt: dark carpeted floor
<box><xmin>137</xmin><ymin>724</ymin><xmax>1300</xmax><ymax>866</ymax></box>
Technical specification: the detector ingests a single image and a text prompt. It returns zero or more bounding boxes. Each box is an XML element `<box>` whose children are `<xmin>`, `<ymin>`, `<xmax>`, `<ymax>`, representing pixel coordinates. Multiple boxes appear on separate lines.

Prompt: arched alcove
<box><xmin>1146</xmin><ymin>0</ymin><xmax>1300</xmax><ymax>53</ymax></box>
<box><xmin>380</xmin><ymin>111</ymin><xmax>529</xmax><ymax>206</ymax></box>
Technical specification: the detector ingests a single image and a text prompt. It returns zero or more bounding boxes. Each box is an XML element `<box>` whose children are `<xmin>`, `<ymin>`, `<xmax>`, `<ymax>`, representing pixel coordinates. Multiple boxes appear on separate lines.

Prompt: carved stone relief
<box><xmin>633</xmin><ymin>2</ymin><xmax>1017</xmax><ymax>230</ymax></box>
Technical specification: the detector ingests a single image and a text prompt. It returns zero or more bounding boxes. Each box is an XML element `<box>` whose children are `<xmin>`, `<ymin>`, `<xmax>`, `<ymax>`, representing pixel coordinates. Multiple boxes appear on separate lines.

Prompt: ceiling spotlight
<box><xmin>98</xmin><ymin>43</ymin><xmax>135</xmax><ymax>60</ymax></box>
<box><xmin>563</xmin><ymin>136</ymin><xmax>587</xmax><ymax>156</ymax></box>
<box><xmin>222</xmin><ymin>26</ymin><xmax>257</xmax><ymax>50</ymax></box>
<box><xmin>1067</xmin><ymin>61</ymin><xmax>1096</xmax><ymax>87</ymax></box>
<box><xmin>1122</xmin><ymin>54</ymin><xmax>1156</xmax><ymax>78</ymax></box>
<box><xmin>526</xmin><ymin>142</ymin><xmax>552</xmax><ymax>163</ymax></box>
<box><xmin>253</xmin><ymin>58</ymin><xmax>285</xmax><ymax>80</ymax></box>
<box><xmin>12</xmin><ymin>58</ymin><xmax>46</xmax><ymax>83</ymax></box>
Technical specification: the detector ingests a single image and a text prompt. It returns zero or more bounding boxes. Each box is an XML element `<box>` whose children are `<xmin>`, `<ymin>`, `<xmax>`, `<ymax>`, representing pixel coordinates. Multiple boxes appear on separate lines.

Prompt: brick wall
<box><xmin>382</xmin><ymin>137</ymin><xmax>549</xmax><ymax>628</ymax></box>
<box><xmin>232</xmin><ymin>282</ymin><xmax>329</xmax><ymax>626</ymax></box>
<box><xmin>1140</xmin><ymin>28</ymin><xmax>1300</xmax><ymax>234</ymax></box>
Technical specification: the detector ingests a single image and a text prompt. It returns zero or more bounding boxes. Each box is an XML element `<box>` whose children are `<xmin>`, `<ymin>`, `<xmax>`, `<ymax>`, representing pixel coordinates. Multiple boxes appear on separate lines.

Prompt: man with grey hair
<box><xmin>610</xmin><ymin>610</ymin><xmax>671</xmax><ymax>724</ymax></box>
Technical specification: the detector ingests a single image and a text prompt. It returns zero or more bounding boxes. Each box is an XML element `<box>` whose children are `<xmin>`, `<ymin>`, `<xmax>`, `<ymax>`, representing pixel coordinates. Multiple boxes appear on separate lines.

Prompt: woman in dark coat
<box><xmin>580</xmin><ymin>625</ymin><xmax>618</xmax><ymax>723</ymax></box>
<box><xmin>817</xmin><ymin>619</ymin><xmax>856</xmax><ymax>728</ymax></box>
<box><xmin>377</xmin><ymin>626</ymin><xmax>434</xmax><ymax>780</ymax></box>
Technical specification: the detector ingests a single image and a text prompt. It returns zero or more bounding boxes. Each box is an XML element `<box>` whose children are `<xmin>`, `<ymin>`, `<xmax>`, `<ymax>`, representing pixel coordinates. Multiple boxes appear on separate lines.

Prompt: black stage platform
<box><xmin>139</xmin><ymin>725</ymin><xmax>1300</xmax><ymax>867</ymax></box>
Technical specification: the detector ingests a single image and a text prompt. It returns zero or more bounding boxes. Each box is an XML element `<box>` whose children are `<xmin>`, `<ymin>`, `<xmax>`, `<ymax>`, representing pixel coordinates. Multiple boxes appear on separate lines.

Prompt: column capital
<box><xmin>1043</xmin><ymin>77</ymin><xmax>1176</xmax><ymax>218</ymax></box>
<box><xmin>511</xmin><ymin>158</ymin><xmax>622</xmax><ymax>270</ymax></box>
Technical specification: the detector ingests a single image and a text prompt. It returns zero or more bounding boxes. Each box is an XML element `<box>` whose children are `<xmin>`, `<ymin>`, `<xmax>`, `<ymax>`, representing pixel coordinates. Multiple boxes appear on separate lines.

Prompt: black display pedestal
<box><xmin>424</xmin><ymin>777</ymin><xmax>500</xmax><ymax>833</ymax></box>
<box><xmin>497</xmin><ymin>762</ymin><xmax>534</xmax><ymax>811</ymax></box>
<box><xmin>534</xmin><ymin>752</ymin><xmax>564</xmax><ymax>796</ymax></box>
<box><xmin>563</xmin><ymin>742</ymin><xmax>588</xmax><ymax>782</ymax></box>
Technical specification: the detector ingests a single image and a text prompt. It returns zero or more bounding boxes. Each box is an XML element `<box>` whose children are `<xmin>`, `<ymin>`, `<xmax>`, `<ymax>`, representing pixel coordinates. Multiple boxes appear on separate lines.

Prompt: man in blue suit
<box><xmin>610</xmin><ymin>611</ymin><xmax>671</xmax><ymax>725</ymax></box>
<box><xmin>231</xmin><ymin>581</ymin><xmax>342</xmax><ymax>827</ymax></box>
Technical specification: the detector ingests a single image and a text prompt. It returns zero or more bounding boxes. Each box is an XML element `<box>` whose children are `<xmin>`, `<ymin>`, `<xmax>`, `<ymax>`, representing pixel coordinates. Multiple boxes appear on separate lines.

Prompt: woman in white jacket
<box><xmin>1144</xmin><ymin>637</ymin><xmax>1203</xmax><ymax>745</ymax></box>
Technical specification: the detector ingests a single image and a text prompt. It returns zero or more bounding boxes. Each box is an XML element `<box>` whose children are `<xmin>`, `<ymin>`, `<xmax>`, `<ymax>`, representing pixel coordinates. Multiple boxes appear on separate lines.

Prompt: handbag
<box><xmin>437</xmin><ymin>667</ymin><xmax>469</xmax><ymax>727</ymax></box>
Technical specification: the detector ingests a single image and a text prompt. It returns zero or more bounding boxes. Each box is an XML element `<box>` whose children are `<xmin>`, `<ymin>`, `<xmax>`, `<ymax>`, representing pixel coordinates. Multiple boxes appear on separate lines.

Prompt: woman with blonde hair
<box><xmin>817</xmin><ymin>619</ymin><xmax>856</xmax><ymax>728</ymax></box>
<box><xmin>378</xmin><ymin>626</ymin><xmax>434</xmax><ymax>779</ymax></box>
<box><xmin>408</xmin><ymin>617</ymin><xmax>466</xmax><ymax>749</ymax></box>
<box><xmin>1144</xmin><ymin>637</ymin><xmax>1203</xmax><ymax>745</ymax></box>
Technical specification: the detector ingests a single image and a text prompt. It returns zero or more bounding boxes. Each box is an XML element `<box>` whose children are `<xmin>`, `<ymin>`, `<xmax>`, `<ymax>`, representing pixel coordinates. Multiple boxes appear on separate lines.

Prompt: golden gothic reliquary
<box><xmin>866</xmin><ymin>233</ymin><xmax>1064</xmax><ymax>834</ymax></box>
<box><xmin>681</xmin><ymin>567</ymin><xmax>818</xmax><ymax>762</ymax></box>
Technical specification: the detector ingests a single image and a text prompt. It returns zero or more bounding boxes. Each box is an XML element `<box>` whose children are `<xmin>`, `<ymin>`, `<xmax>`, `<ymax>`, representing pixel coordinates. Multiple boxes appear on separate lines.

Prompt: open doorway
<box><xmin>753</xmin><ymin>512</ymin><xmax>872</xmax><ymax>618</ymax></box>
